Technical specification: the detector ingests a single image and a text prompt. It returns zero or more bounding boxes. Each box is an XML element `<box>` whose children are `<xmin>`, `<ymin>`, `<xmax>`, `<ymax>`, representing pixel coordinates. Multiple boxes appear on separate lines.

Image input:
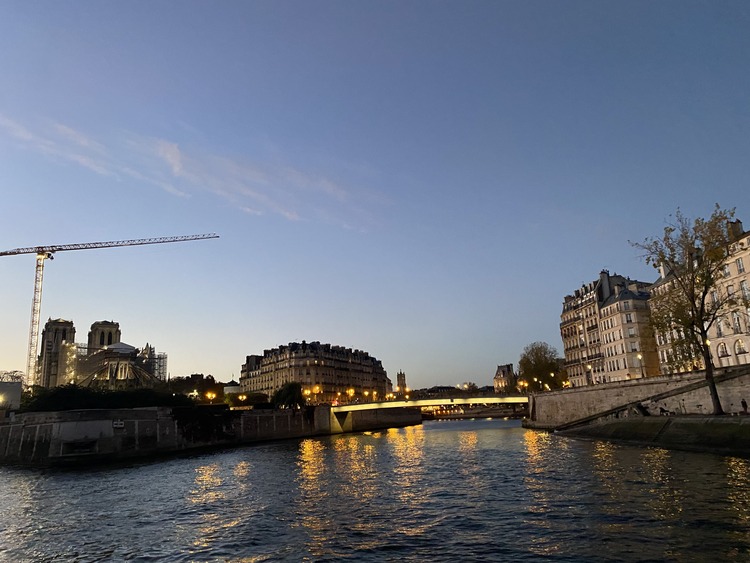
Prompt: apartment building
<box><xmin>240</xmin><ymin>341</ymin><xmax>391</xmax><ymax>403</ymax></box>
<box><xmin>561</xmin><ymin>270</ymin><xmax>655</xmax><ymax>387</ymax></box>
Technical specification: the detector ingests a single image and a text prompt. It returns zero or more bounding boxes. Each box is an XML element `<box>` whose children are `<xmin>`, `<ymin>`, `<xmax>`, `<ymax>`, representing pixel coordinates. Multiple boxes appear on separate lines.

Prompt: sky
<box><xmin>1</xmin><ymin>1</ymin><xmax>749</xmax><ymax>389</ymax></box>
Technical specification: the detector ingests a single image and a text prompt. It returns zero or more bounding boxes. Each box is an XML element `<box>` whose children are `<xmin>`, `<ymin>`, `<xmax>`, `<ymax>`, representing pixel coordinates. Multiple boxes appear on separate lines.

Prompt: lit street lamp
<box><xmin>637</xmin><ymin>353</ymin><xmax>643</xmax><ymax>377</ymax></box>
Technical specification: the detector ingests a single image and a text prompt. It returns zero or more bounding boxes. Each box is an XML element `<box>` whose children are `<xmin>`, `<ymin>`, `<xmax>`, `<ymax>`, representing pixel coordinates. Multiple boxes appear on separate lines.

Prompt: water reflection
<box><xmin>295</xmin><ymin>438</ymin><xmax>333</xmax><ymax>558</ymax></box>
<box><xmin>3</xmin><ymin>420</ymin><xmax>750</xmax><ymax>562</ymax></box>
<box><xmin>522</xmin><ymin>430</ymin><xmax>564</xmax><ymax>557</ymax></box>
<box><xmin>388</xmin><ymin>425</ymin><xmax>425</xmax><ymax>507</ymax></box>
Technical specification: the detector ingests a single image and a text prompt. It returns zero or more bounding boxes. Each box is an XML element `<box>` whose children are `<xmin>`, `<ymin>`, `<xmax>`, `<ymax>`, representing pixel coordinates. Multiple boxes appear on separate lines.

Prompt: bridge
<box><xmin>331</xmin><ymin>395</ymin><xmax>528</xmax><ymax>413</ymax></box>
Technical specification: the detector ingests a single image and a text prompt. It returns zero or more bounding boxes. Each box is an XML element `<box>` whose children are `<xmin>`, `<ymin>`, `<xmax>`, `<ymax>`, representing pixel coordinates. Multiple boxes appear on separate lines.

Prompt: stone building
<box><xmin>598</xmin><ymin>283</ymin><xmax>658</xmax><ymax>382</ymax></box>
<box><xmin>493</xmin><ymin>364</ymin><xmax>516</xmax><ymax>393</ymax></box>
<box><xmin>396</xmin><ymin>370</ymin><xmax>407</xmax><ymax>393</ymax></box>
<box><xmin>37</xmin><ymin>318</ymin><xmax>166</xmax><ymax>389</ymax></box>
<box><xmin>561</xmin><ymin>271</ymin><xmax>655</xmax><ymax>387</ymax></box>
<box><xmin>38</xmin><ymin>319</ymin><xmax>77</xmax><ymax>388</ymax></box>
<box><xmin>87</xmin><ymin>320</ymin><xmax>122</xmax><ymax>352</ymax></box>
<box><xmin>652</xmin><ymin>219</ymin><xmax>750</xmax><ymax>373</ymax></box>
<box><xmin>240</xmin><ymin>341</ymin><xmax>391</xmax><ymax>403</ymax></box>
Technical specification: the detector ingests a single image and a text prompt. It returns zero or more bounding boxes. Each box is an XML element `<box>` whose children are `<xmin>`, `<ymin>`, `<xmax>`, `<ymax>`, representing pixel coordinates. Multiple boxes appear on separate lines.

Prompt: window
<box><xmin>625</xmin><ymin>313</ymin><xmax>633</xmax><ymax>323</ymax></box>
<box><xmin>718</xmin><ymin>342</ymin><xmax>729</xmax><ymax>357</ymax></box>
<box><xmin>732</xmin><ymin>312</ymin><xmax>742</xmax><ymax>333</ymax></box>
<box><xmin>628</xmin><ymin>327</ymin><xmax>636</xmax><ymax>338</ymax></box>
<box><xmin>735</xmin><ymin>340</ymin><xmax>748</xmax><ymax>355</ymax></box>
<box><xmin>623</xmin><ymin>301</ymin><xmax>630</xmax><ymax>310</ymax></box>
<box><xmin>723</xmin><ymin>264</ymin><xmax>731</xmax><ymax>278</ymax></box>
<box><xmin>741</xmin><ymin>281</ymin><xmax>750</xmax><ymax>300</ymax></box>
<box><xmin>711</xmin><ymin>291</ymin><xmax>719</xmax><ymax>305</ymax></box>
<box><xmin>737</xmin><ymin>258</ymin><xmax>745</xmax><ymax>273</ymax></box>
<box><xmin>717</xmin><ymin>319</ymin><xmax>724</xmax><ymax>337</ymax></box>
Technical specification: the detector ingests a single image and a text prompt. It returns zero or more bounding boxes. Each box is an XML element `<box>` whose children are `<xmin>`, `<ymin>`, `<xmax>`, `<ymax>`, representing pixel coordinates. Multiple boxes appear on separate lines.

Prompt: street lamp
<box><xmin>206</xmin><ymin>391</ymin><xmax>216</xmax><ymax>404</ymax></box>
<box><xmin>586</xmin><ymin>364</ymin><xmax>593</xmax><ymax>385</ymax></box>
<box><xmin>637</xmin><ymin>353</ymin><xmax>643</xmax><ymax>377</ymax></box>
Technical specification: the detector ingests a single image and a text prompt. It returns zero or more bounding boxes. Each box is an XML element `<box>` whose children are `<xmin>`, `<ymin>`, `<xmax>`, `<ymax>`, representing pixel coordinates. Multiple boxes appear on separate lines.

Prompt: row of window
<box><xmin>723</xmin><ymin>257</ymin><xmax>746</xmax><ymax>278</ymax></box>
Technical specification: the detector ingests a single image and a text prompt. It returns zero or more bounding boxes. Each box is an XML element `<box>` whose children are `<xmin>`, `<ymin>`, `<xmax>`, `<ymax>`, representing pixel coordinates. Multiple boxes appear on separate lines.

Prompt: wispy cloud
<box><xmin>0</xmin><ymin>113</ymin><xmax>385</xmax><ymax>229</ymax></box>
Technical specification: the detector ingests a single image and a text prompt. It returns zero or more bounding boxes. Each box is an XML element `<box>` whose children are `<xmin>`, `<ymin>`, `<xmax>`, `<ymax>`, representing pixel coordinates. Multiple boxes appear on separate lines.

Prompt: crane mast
<box><xmin>0</xmin><ymin>233</ymin><xmax>219</xmax><ymax>387</ymax></box>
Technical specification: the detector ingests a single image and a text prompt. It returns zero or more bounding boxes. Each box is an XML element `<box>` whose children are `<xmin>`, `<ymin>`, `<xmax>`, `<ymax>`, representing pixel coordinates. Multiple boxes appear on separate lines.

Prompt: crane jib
<box><xmin>0</xmin><ymin>233</ymin><xmax>219</xmax><ymax>256</ymax></box>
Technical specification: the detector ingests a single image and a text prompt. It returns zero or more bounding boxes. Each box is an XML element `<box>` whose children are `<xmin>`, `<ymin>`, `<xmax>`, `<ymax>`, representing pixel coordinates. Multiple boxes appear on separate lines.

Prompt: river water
<box><xmin>1</xmin><ymin>418</ymin><xmax>749</xmax><ymax>562</ymax></box>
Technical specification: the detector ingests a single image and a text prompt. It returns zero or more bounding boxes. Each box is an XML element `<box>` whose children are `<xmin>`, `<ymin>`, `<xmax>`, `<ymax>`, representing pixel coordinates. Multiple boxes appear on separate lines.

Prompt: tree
<box><xmin>518</xmin><ymin>342</ymin><xmax>565</xmax><ymax>391</ymax></box>
<box><xmin>272</xmin><ymin>382</ymin><xmax>306</xmax><ymax>409</ymax></box>
<box><xmin>631</xmin><ymin>204</ymin><xmax>746</xmax><ymax>415</ymax></box>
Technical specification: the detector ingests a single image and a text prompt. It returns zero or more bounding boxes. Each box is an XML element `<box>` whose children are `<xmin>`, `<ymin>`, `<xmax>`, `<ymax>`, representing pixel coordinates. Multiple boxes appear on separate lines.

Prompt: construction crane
<box><xmin>0</xmin><ymin>233</ymin><xmax>219</xmax><ymax>387</ymax></box>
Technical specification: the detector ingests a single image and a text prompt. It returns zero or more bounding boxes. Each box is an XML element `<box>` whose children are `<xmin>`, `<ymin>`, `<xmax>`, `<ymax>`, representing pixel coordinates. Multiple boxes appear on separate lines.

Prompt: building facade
<box><xmin>598</xmin><ymin>283</ymin><xmax>658</xmax><ymax>382</ymax></box>
<box><xmin>240</xmin><ymin>341</ymin><xmax>391</xmax><ymax>403</ymax></box>
<box><xmin>652</xmin><ymin>220</ymin><xmax>750</xmax><ymax>373</ymax></box>
<box><xmin>493</xmin><ymin>364</ymin><xmax>516</xmax><ymax>393</ymax></box>
<box><xmin>38</xmin><ymin>319</ymin><xmax>77</xmax><ymax>388</ymax></box>
<box><xmin>37</xmin><ymin>318</ymin><xmax>166</xmax><ymax>389</ymax></box>
<box><xmin>561</xmin><ymin>271</ymin><xmax>656</xmax><ymax>387</ymax></box>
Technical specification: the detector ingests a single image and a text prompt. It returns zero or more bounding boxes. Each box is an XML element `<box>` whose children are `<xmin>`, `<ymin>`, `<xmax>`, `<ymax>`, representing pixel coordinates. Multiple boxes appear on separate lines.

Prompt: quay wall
<box><xmin>526</xmin><ymin>367</ymin><xmax>750</xmax><ymax>430</ymax></box>
<box><xmin>557</xmin><ymin>417</ymin><xmax>750</xmax><ymax>458</ymax></box>
<box><xmin>0</xmin><ymin>405</ymin><xmax>419</xmax><ymax>467</ymax></box>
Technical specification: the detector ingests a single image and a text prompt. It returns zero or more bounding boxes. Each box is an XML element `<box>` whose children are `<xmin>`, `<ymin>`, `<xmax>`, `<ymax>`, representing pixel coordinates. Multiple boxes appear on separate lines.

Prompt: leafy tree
<box><xmin>272</xmin><ymin>382</ymin><xmax>306</xmax><ymax>409</ymax></box>
<box><xmin>518</xmin><ymin>342</ymin><xmax>565</xmax><ymax>391</ymax></box>
<box><xmin>631</xmin><ymin>205</ymin><xmax>747</xmax><ymax>415</ymax></box>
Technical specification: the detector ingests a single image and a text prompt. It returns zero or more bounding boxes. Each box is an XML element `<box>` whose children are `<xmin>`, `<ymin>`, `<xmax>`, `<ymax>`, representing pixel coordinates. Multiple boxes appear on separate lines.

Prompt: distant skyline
<box><xmin>1</xmin><ymin>2</ymin><xmax>749</xmax><ymax>388</ymax></box>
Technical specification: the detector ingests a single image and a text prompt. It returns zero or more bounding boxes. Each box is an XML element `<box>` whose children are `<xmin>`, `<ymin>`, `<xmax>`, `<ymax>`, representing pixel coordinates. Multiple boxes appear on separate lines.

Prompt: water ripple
<box><xmin>2</xmin><ymin>420</ymin><xmax>749</xmax><ymax>562</ymax></box>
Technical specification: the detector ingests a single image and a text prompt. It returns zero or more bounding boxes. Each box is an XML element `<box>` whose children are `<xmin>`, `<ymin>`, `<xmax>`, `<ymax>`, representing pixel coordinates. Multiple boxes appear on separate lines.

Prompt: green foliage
<box><xmin>21</xmin><ymin>384</ymin><xmax>194</xmax><ymax>412</ymax></box>
<box><xmin>518</xmin><ymin>341</ymin><xmax>566</xmax><ymax>390</ymax></box>
<box><xmin>272</xmin><ymin>382</ymin><xmax>306</xmax><ymax>409</ymax></box>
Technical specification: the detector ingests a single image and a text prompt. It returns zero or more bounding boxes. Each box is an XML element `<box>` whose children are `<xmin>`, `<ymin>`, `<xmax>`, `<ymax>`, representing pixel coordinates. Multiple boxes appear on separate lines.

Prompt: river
<box><xmin>1</xmin><ymin>418</ymin><xmax>749</xmax><ymax>562</ymax></box>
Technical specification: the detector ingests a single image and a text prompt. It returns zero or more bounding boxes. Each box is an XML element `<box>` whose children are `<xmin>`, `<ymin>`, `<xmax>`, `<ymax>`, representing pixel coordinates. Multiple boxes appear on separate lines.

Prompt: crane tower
<box><xmin>0</xmin><ymin>233</ymin><xmax>219</xmax><ymax>387</ymax></box>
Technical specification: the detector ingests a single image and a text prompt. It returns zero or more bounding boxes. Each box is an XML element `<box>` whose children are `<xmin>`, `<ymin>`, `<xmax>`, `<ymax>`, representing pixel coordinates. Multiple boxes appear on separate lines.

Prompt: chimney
<box><xmin>599</xmin><ymin>270</ymin><xmax>611</xmax><ymax>301</ymax></box>
<box><xmin>729</xmin><ymin>219</ymin><xmax>744</xmax><ymax>241</ymax></box>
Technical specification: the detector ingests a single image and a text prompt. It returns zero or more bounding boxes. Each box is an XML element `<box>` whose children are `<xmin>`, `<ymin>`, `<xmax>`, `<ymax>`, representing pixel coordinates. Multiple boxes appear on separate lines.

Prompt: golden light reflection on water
<box><xmin>189</xmin><ymin>463</ymin><xmax>225</xmax><ymax>505</ymax></box>
<box><xmin>641</xmin><ymin>448</ymin><xmax>684</xmax><ymax>521</ymax></box>
<box><xmin>457</xmin><ymin>431</ymin><xmax>481</xmax><ymax>494</ymax></box>
<box><xmin>522</xmin><ymin>430</ymin><xmax>563</xmax><ymax>556</ymax></box>
<box><xmin>295</xmin><ymin>438</ymin><xmax>335</xmax><ymax>556</ymax></box>
<box><xmin>726</xmin><ymin>457</ymin><xmax>750</xmax><ymax>530</ymax></box>
<box><xmin>388</xmin><ymin>425</ymin><xmax>425</xmax><ymax>506</ymax></box>
<box><xmin>332</xmin><ymin>435</ymin><xmax>379</xmax><ymax>504</ymax></box>
<box><xmin>188</xmin><ymin>463</ymin><xmax>239</xmax><ymax>549</ymax></box>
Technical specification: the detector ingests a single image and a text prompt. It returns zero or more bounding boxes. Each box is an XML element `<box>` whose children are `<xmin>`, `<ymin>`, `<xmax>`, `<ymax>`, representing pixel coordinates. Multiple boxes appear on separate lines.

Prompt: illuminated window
<box><xmin>718</xmin><ymin>342</ymin><xmax>730</xmax><ymax>357</ymax></box>
<box><xmin>735</xmin><ymin>340</ymin><xmax>747</xmax><ymax>355</ymax></box>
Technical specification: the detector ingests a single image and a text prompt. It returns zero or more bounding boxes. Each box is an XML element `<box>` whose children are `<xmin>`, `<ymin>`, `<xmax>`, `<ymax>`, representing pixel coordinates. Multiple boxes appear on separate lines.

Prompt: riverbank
<box><xmin>556</xmin><ymin>415</ymin><xmax>750</xmax><ymax>457</ymax></box>
<box><xmin>0</xmin><ymin>404</ymin><xmax>422</xmax><ymax>467</ymax></box>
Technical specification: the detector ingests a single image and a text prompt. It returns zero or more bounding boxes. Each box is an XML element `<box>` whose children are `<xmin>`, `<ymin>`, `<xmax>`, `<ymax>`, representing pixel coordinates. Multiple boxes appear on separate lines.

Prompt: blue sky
<box><xmin>1</xmin><ymin>1</ymin><xmax>749</xmax><ymax>388</ymax></box>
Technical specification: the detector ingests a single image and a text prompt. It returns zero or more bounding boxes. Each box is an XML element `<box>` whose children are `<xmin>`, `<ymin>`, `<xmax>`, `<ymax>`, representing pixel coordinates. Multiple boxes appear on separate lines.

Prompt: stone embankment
<box><xmin>0</xmin><ymin>405</ymin><xmax>422</xmax><ymax>467</ymax></box>
<box><xmin>524</xmin><ymin>366</ymin><xmax>750</xmax><ymax>455</ymax></box>
<box><xmin>557</xmin><ymin>416</ymin><xmax>750</xmax><ymax>457</ymax></box>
